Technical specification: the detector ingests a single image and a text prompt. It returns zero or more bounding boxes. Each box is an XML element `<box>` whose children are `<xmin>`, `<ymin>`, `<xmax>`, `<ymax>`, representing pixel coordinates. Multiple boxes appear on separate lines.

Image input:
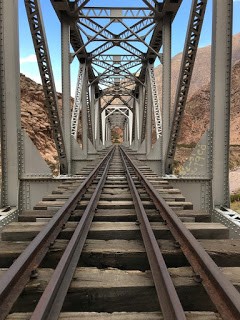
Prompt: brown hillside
<box><xmin>20</xmin><ymin>74</ymin><xmax>76</xmax><ymax>174</ymax></box>
<box><xmin>21</xmin><ymin>74</ymin><xmax>58</xmax><ymax>172</ymax></box>
<box><xmin>178</xmin><ymin>60</ymin><xmax>240</xmax><ymax>145</ymax></box>
<box><xmin>155</xmin><ymin>33</ymin><xmax>240</xmax><ymax>105</ymax></box>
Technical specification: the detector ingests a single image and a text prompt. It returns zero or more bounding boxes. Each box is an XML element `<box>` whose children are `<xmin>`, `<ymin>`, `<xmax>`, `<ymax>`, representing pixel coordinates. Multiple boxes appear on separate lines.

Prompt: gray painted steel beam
<box><xmin>210</xmin><ymin>0</ymin><xmax>232</xmax><ymax>207</ymax></box>
<box><xmin>71</xmin><ymin>63</ymin><xmax>86</xmax><ymax>139</ymax></box>
<box><xmin>141</xmin><ymin>86</ymin><xmax>148</xmax><ymax>144</ymax></box>
<box><xmin>81</xmin><ymin>71</ymin><xmax>89</xmax><ymax>153</ymax></box>
<box><xmin>148</xmin><ymin>63</ymin><xmax>162</xmax><ymax>139</ymax></box>
<box><xmin>162</xmin><ymin>13</ymin><xmax>171</xmax><ymax>174</ymax></box>
<box><xmin>146</xmin><ymin>71</ymin><xmax>152</xmax><ymax>154</ymax></box>
<box><xmin>61</xmin><ymin>17</ymin><xmax>72</xmax><ymax>174</ymax></box>
<box><xmin>165</xmin><ymin>0</ymin><xmax>207</xmax><ymax>174</ymax></box>
<box><xmin>25</xmin><ymin>0</ymin><xmax>68</xmax><ymax>174</ymax></box>
<box><xmin>0</xmin><ymin>0</ymin><xmax>20</xmax><ymax>206</ymax></box>
<box><xmin>86</xmin><ymin>88</ymin><xmax>94</xmax><ymax>144</ymax></box>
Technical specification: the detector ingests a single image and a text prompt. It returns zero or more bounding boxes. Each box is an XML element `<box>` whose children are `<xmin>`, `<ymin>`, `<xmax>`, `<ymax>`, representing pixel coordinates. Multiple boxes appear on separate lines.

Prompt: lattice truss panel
<box><xmin>71</xmin><ymin>63</ymin><xmax>86</xmax><ymax>139</ymax></box>
<box><xmin>86</xmin><ymin>89</ymin><xmax>94</xmax><ymax>143</ymax></box>
<box><xmin>141</xmin><ymin>88</ymin><xmax>148</xmax><ymax>143</ymax></box>
<box><xmin>148</xmin><ymin>64</ymin><xmax>162</xmax><ymax>138</ymax></box>
<box><xmin>166</xmin><ymin>0</ymin><xmax>207</xmax><ymax>171</ymax></box>
<box><xmin>25</xmin><ymin>0</ymin><xmax>68</xmax><ymax>173</ymax></box>
<box><xmin>50</xmin><ymin>0</ymin><xmax>182</xmax><ymax>142</ymax></box>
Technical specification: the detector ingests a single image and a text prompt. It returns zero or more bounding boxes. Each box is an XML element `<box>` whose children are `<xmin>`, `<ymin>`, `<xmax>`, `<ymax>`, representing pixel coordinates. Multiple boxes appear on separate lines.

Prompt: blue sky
<box><xmin>19</xmin><ymin>0</ymin><xmax>240</xmax><ymax>95</ymax></box>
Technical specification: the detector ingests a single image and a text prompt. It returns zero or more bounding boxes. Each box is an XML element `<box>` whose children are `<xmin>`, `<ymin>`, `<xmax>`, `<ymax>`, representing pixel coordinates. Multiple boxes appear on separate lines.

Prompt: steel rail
<box><xmin>120</xmin><ymin>146</ymin><xmax>240</xmax><ymax>320</ymax></box>
<box><xmin>30</xmin><ymin>147</ymin><xmax>115</xmax><ymax>320</ymax></box>
<box><xmin>119</xmin><ymin>149</ymin><xmax>186</xmax><ymax>320</ymax></box>
<box><xmin>0</xmin><ymin>147</ymin><xmax>114</xmax><ymax>320</ymax></box>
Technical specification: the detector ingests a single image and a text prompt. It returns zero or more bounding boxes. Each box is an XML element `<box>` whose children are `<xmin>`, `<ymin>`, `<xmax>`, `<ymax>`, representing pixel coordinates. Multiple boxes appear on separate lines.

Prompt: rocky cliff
<box><xmin>20</xmin><ymin>74</ymin><xmax>76</xmax><ymax>174</ymax></box>
<box><xmin>21</xmin><ymin>74</ymin><xmax>58</xmax><ymax>172</ymax></box>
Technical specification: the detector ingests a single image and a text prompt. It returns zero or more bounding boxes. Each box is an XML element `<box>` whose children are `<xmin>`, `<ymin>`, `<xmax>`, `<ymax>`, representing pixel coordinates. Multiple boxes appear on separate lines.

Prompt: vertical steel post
<box><xmin>101</xmin><ymin>109</ymin><xmax>106</xmax><ymax>146</ymax></box>
<box><xmin>135</xmin><ymin>99</ymin><xmax>140</xmax><ymax>148</ymax></box>
<box><xmin>138</xmin><ymin>85</ymin><xmax>144</xmax><ymax>145</ymax></box>
<box><xmin>129</xmin><ymin>110</ymin><xmax>133</xmax><ymax>146</ymax></box>
<box><xmin>96</xmin><ymin>98</ymin><xmax>101</xmax><ymax>149</ymax></box>
<box><xmin>162</xmin><ymin>13</ymin><xmax>171</xmax><ymax>174</ymax></box>
<box><xmin>108</xmin><ymin>123</ymin><xmax>111</xmax><ymax>143</ymax></box>
<box><xmin>90</xmin><ymin>85</ymin><xmax>95</xmax><ymax>147</ymax></box>
<box><xmin>0</xmin><ymin>0</ymin><xmax>20</xmax><ymax>206</ymax></box>
<box><xmin>125</xmin><ymin>124</ymin><xmax>127</xmax><ymax>143</ymax></box>
<box><xmin>106</xmin><ymin>123</ymin><xmax>108</xmax><ymax>142</ymax></box>
<box><xmin>146</xmin><ymin>69</ymin><xmax>152</xmax><ymax>154</ymax></box>
<box><xmin>210</xmin><ymin>0</ymin><xmax>232</xmax><ymax>207</ymax></box>
<box><xmin>105</xmin><ymin>121</ymin><xmax>109</xmax><ymax>143</ymax></box>
<box><xmin>132</xmin><ymin>98</ymin><xmax>139</xmax><ymax>149</ymax></box>
<box><xmin>61</xmin><ymin>16</ymin><xmax>71</xmax><ymax>174</ymax></box>
<box><xmin>81</xmin><ymin>72</ymin><xmax>88</xmax><ymax>153</ymax></box>
<box><xmin>94</xmin><ymin>99</ymin><xmax>99</xmax><ymax>141</ymax></box>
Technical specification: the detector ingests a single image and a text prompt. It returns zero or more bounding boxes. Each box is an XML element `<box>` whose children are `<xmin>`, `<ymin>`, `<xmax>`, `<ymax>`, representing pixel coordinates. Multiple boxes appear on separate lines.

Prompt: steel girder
<box><xmin>141</xmin><ymin>88</ymin><xmax>148</xmax><ymax>143</ymax></box>
<box><xmin>148</xmin><ymin>63</ymin><xmax>162</xmax><ymax>138</ymax></box>
<box><xmin>85</xmin><ymin>88</ymin><xmax>94</xmax><ymax>143</ymax></box>
<box><xmin>165</xmin><ymin>0</ymin><xmax>207</xmax><ymax>174</ymax></box>
<box><xmin>132</xmin><ymin>101</ymin><xmax>136</xmax><ymax>142</ymax></box>
<box><xmin>79</xmin><ymin>7</ymin><xmax>154</xmax><ymax>19</ymax></box>
<box><xmin>25</xmin><ymin>0</ymin><xmax>68</xmax><ymax>174</ymax></box>
<box><xmin>71</xmin><ymin>63</ymin><xmax>86</xmax><ymax>139</ymax></box>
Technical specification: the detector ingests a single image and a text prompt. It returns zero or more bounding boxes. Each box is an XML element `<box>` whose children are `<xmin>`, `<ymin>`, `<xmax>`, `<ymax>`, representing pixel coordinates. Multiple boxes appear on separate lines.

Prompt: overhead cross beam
<box><xmin>51</xmin><ymin>0</ymin><xmax>182</xmax><ymax>145</ymax></box>
<box><xmin>79</xmin><ymin>7</ymin><xmax>154</xmax><ymax>19</ymax></box>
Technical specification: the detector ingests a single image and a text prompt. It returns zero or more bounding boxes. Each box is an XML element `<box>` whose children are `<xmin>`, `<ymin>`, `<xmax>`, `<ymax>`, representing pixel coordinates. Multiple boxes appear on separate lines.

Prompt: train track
<box><xmin>1</xmin><ymin>146</ymin><xmax>240</xmax><ymax>319</ymax></box>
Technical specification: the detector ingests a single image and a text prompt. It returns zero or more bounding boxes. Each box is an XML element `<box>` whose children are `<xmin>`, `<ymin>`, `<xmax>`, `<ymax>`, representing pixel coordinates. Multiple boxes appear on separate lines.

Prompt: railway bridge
<box><xmin>0</xmin><ymin>0</ymin><xmax>240</xmax><ymax>319</ymax></box>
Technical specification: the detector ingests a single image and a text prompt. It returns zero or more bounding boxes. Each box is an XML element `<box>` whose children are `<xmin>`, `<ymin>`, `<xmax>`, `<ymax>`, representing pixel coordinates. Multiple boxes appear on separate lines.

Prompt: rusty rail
<box><xmin>0</xmin><ymin>147</ymin><xmax>114</xmax><ymax>320</ymax></box>
<box><xmin>29</xmin><ymin>146</ymin><xmax>114</xmax><ymax>320</ymax></box>
<box><xmin>120</xmin><ymin>148</ymin><xmax>186</xmax><ymax>320</ymax></box>
<box><xmin>120</xmin><ymin>146</ymin><xmax>240</xmax><ymax>320</ymax></box>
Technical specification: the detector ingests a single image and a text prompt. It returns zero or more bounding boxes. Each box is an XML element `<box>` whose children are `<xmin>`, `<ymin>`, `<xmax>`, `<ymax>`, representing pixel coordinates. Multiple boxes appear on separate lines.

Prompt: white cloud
<box><xmin>20</xmin><ymin>54</ymin><xmax>37</xmax><ymax>64</ymax></box>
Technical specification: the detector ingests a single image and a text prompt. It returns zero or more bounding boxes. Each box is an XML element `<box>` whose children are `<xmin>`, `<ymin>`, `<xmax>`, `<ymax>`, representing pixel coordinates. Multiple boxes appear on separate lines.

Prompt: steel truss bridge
<box><xmin>0</xmin><ymin>0</ymin><xmax>236</xmax><ymax>229</ymax></box>
<box><xmin>0</xmin><ymin>0</ymin><xmax>240</xmax><ymax>319</ymax></box>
